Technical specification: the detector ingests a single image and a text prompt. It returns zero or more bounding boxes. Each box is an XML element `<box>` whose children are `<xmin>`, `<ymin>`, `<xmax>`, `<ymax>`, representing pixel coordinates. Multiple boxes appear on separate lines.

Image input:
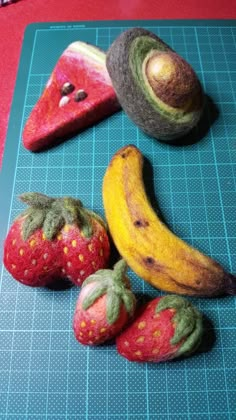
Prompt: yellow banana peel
<box><xmin>102</xmin><ymin>145</ymin><xmax>236</xmax><ymax>296</ymax></box>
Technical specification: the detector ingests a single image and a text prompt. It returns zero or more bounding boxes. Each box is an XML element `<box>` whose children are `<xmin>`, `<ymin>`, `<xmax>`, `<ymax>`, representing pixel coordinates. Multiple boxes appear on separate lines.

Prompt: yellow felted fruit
<box><xmin>106</xmin><ymin>28</ymin><xmax>204</xmax><ymax>142</ymax></box>
<box><xmin>103</xmin><ymin>145</ymin><xmax>236</xmax><ymax>296</ymax></box>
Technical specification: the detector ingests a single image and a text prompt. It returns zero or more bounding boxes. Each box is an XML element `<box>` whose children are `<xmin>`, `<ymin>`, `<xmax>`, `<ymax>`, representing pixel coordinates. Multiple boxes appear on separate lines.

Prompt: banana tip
<box><xmin>225</xmin><ymin>273</ymin><xmax>236</xmax><ymax>295</ymax></box>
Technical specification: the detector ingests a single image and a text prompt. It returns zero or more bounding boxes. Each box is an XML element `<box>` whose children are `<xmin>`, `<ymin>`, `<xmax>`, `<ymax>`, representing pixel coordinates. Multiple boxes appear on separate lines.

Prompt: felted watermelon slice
<box><xmin>23</xmin><ymin>42</ymin><xmax>121</xmax><ymax>151</ymax></box>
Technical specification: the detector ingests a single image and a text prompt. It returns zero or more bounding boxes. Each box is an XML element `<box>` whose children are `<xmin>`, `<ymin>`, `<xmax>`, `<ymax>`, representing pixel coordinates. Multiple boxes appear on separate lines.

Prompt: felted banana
<box><xmin>102</xmin><ymin>145</ymin><xmax>236</xmax><ymax>296</ymax></box>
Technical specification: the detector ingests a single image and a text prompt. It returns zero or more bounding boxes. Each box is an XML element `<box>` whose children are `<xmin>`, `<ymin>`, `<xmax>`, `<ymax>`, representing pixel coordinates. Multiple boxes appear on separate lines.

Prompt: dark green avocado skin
<box><xmin>106</xmin><ymin>28</ymin><xmax>204</xmax><ymax>142</ymax></box>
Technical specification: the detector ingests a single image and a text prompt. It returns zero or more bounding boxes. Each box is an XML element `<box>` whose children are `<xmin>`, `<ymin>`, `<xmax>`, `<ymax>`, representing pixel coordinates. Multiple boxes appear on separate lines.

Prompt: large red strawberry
<box><xmin>116</xmin><ymin>295</ymin><xmax>203</xmax><ymax>362</ymax></box>
<box><xmin>73</xmin><ymin>259</ymin><xmax>136</xmax><ymax>345</ymax></box>
<box><xmin>3</xmin><ymin>192</ymin><xmax>110</xmax><ymax>287</ymax></box>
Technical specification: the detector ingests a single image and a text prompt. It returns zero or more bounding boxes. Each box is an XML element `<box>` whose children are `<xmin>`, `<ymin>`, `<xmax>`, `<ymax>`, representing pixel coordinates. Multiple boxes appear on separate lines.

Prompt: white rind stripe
<box><xmin>68</xmin><ymin>41</ymin><xmax>106</xmax><ymax>65</ymax></box>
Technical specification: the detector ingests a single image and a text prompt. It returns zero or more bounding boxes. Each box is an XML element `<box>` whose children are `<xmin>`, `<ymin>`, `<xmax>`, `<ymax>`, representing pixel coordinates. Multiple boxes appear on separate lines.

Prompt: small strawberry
<box><xmin>73</xmin><ymin>259</ymin><xmax>136</xmax><ymax>345</ymax></box>
<box><xmin>3</xmin><ymin>192</ymin><xmax>110</xmax><ymax>287</ymax></box>
<box><xmin>116</xmin><ymin>295</ymin><xmax>203</xmax><ymax>362</ymax></box>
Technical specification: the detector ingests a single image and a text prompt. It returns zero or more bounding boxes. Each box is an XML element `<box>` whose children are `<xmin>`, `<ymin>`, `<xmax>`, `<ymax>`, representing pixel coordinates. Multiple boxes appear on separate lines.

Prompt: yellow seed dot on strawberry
<box><xmin>64</xmin><ymin>224</ymin><xmax>70</xmax><ymax>233</ymax></box>
<box><xmin>134</xmin><ymin>350</ymin><xmax>142</xmax><ymax>356</ymax></box>
<box><xmin>136</xmin><ymin>336</ymin><xmax>145</xmax><ymax>343</ymax></box>
<box><xmin>89</xmin><ymin>331</ymin><xmax>93</xmax><ymax>337</ymax></box>
<box><xmin>80</xmin><ymin>321</ymin><xmax>86</xmax><ymax>328</ymax></box>
<box><xmin>153</xmin><ymin>313</ymin><xmax>160</xmax><ymax>319</ymax></box>
<box><xmin>90</xmin><ymin>319</ymin><xmax>96</xmax><ymax>325</ymax></box>
<box><xmin>67</xmin><ymin>261</ymin><xmax>72</xmax><ymax>267</ymax></box>
<box><xmin>43</xmin><ymin>253</ymin><xmax>48</xmax><ymax>260</ymax></box>
<box><xmin>43</xmin><ymin>266</ymin><xmax>48</xmax><ymax>271</ymax></box>
<box><xmin>24</xmin><ymin>270</ymin><xmax>28</xmax><ymax>276</ymax></box>
<box><xmin>79</xmin><ymin>332</ymin><xmax>83</xmax><ymax>336</ymax></box>
<box><xmin>92</xmin><ymin>261</ymin><xmax>96</xmax><ymax>268</ymax></box>
<box><xmin>100</xmin><ymin>327</ymin><xmax>106</xmax><ymax>333</ymax></box>
<box><xmin>64</xmin><ymin>247</ymin><xmax>68</xmax><ymax>254</ymax></box>
<box><xmin>99</xmin><ymin>235</ymin><xmax>103</xmax><ymax>242</ymax></box>
<box><xmin>19</xmin><ymin>249</ymin><xmax>24</xmax><ymax>256</ymax></box>
<box><xmin>12</xmin><ymin>239</ymin><xmax>16</xmax><ymax>246</ymax></box>
<box><xmin>42</xmin><ymin>233</ymin><xmax>46</xmax><ymax>240</ymax></box>
<box><xmin>57</xmin><ymin>234</ymin><xmax>62</xmax><ymax>241</ymax></box>
<box><xmin>71</xmin><ymin>240</ymin><xmax>77</xmax><ymax>247</ymax></box>
<box><xmin>80</xmin><ymin>270</ymin><xmax>85</xmax><ymax>276</ymax></box>
<box><xmin>152</xmin><ymin>348</ymin><xmax>160</xmax><ymax>354</ymax></box>
<box><xmin>30</xmin><ymin>239</ymin><xmax>36</xmax><ymax>247</ymax></box>
<box><xmin>153</xmin><ymin>330</ymin><xmax>161</xmax><ymax>337</ymax></box>
<box><xmin>124</xmin><ymin>341</ymin><xmax>129</xmax><ymax>347</ymax></box>
<box><xmin>100</xmin><ymin>249</ymin><xmax>104</xmax><ymax>257</ymax></box>
<box><xmin>88</xmin><ymin>244</ymin><xmax>94</xmax><ymax>252</ymax></box>
<box><xmin>11</xmin><ymin>264</ymin><xmax>16</xmax><ymax>269</ymax></box>
<box><xmin>138</xmin><ymin>321</ymin><xmax>146</xmax><ymax>330</ymax></box>
<box><xmin>78</xmin><ymin>254</ymin><xmax>84</xmax><ymax>262</ymax></box>
<box><xmin>31</xmin><ymin>259</ymin><xmax>37</xmax><ymax>265</ymax></box>
<box><xmin>61</xmin><ymin>268</ymin><xmax>66</xmax><ymax>274</ymax></box>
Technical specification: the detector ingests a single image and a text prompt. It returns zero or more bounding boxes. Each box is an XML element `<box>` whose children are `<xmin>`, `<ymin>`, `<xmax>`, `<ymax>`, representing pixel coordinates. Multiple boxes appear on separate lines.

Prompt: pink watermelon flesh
<box><xmin>23</xmin><ymin>42</ymin><xmax>120</xmax><ymax>151</ymax></box>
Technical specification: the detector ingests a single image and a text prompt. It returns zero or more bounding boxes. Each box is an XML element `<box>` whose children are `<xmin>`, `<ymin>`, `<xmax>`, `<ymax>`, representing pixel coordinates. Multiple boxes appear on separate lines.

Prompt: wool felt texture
<box><xmin>73</xmin><ymin>259</ymin><xmax>136</xmax><ymax>345</ymax></box>
<box><xmin>103</xmin><ymin>144</ymin><xmax>236</xmax><ymax>296</ymax></box>
<box><xmin>22</xmin><ymin>41</ymin><xmax>120</xmax><ymax>152</ymax></box>
<box><xmin>3</xmin><ymin>192</ymin><xmax>110</xmax><ymax>287</ymax></box>
<box><xmin>106</xmin><ymin>27</ymin><xmax>204</xmax><ymax>142</ymax></box>
<box><xmin>1</xmin><ymin>2</ymin><xmax>235</xmax><ymax>168</ymax></box>
<box><xmin>116</xmin><ymin>295</ymin><xmax>203</xmax><ymax>363</ymax></box>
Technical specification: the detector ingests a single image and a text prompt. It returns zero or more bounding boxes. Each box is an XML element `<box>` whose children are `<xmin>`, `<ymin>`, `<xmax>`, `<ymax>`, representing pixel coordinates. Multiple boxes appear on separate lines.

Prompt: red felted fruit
<box><xmin>23</xmin><ymin>41</ymin><xmax>120</xmax><ymax>151</ymax></box>
<box><xmin>73</xmin><ymin>259</ymin><xmax>136</xmax><ymax>345</ymax></box>
<box><xmin>116</xmin><ymin>295</ymin><xmax>203</xmax><ymax>362</ymax></box>
<box><xmin>3</xmin><ymin>192</ymin><xmax>110</xmax><ymax>287</ymax></box>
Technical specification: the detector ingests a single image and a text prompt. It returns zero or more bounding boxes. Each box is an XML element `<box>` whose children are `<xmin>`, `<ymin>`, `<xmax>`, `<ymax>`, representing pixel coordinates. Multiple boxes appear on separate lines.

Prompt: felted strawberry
<box><xmin>3</xmin><ymin>192</ymin><xmax>110</xmax><ymax>287</ymax></box>
<box><xmin>116</xmin><ymin>295</ymin><xmax>203</xmax><ymax>362</ymax></box>
<box><xmin>73</xmin><ymin>259</ymin><xmax>136</xmax><ymax>345</ymax></box>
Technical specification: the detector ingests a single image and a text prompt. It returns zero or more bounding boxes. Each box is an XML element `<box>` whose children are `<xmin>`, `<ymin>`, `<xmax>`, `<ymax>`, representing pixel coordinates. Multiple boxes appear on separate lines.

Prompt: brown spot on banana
<box><xmin>140</xmin><ymin>254</ymin><xmax>214</xmax><ymax>295</ymax></box>
<box><xmin>138</xmin><ymin>252</ymin><xmax>226</xmax><ymax>296</ymax></box>
<box><xmin>134</xmin><ymin>219</ymin><xmax>149</xmax><ymax>228</ymax></box>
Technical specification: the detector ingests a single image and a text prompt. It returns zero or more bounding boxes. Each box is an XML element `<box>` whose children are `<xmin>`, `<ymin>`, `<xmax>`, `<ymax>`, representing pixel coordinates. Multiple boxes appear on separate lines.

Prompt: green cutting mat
<box><xmin>0</xmin><ymin>20</ymin><xmax>236</xmax><ymax>419</ymax></box>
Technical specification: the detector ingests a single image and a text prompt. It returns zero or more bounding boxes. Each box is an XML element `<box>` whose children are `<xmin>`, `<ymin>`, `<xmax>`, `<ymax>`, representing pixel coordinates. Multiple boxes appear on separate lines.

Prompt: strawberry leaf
<box><xmin>156</xmin><ymin>295</ymin><xmax>203</xmax><ymax>354</ymax></box>
<box><xmin>22</xmin><ymin>209</ymin><xmax>46</xmax><ymax>241</ymax></box>
<box><xmin>82</xmin><ymin>284</ymin><xmax>108</xmax><ymax>310</ymax></box>
<box><xmin>43</xmin><ymin>210</ymin><xmax>65</xmax><ymax>240</ymax></box>
<box><xmin>59</xmin><ymin>197</ymin><xmax>81</xmax><ymax>224</ymax></box>
<box><xmin>20</xmin><ymin>192</ymin><xmax>54</xmax><ymax>209</ymax></box>
<box><xmin>81</xmin><ymin>259</ymin><xmax>135</xmax><ymax>324</ymax></box>
<box><xmin>112</xmin><ymin>259</ymin><xmax>127</xmax><ymax>283</ymax></box>
<box><xmin>82</xmin><ymin>270</ymin><xmax>113</xmax><ymax>287</ymax></box>
<box><xmin>171</xmin><ymin>306</ymin><xmax>197</xmax><ymax>346</ymax></box>
<box><xmin>87</xmin><ymin>209</ymin><xmax>108</xmax><ymax>230</ymax></box>
<box><xmin>106</xmin><ymin>289</ymin><xmax>121</xmax><ymax>325</ymax></box>
<box><xmin>121</xmin><ymin>289</ymin><xmax>136</xmax><ymax>316</ymax></box>
<box><xmin>176</xmin><ymin>309</ymin><xmax>203</xmax><ymax>357</ymax></box>
<box><xmin>76</xmin><ymin>210</ymin><xmax>93</xmax><ymax>238</ymax></box>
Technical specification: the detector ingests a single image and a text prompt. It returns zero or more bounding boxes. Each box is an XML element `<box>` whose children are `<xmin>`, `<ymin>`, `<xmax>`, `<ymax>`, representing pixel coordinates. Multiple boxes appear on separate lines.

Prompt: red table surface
<box><xmin>0</xmin><ymin>0</ymin><xmax>235</xmax><ymax>167</ymax></box>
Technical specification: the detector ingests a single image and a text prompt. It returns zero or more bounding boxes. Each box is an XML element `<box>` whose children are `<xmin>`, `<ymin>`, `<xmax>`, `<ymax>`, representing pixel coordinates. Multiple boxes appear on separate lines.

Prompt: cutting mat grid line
<box><xmin>0</xmin><ymin>21</ymin><xmax>235</xmax><ymax>419</ymax></box>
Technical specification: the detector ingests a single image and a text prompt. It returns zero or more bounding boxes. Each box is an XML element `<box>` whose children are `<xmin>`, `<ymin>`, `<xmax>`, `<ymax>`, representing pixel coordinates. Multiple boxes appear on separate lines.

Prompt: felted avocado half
<box><xmin>106</xmin><ymin>28</ymin><xmax>204</xmax><ymax>142</ymax></box>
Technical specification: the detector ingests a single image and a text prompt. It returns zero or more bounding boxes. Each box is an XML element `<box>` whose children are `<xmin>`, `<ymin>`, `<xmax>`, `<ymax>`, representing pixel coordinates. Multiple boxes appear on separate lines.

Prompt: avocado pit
<box><xmin>145</xmin><ymin>51</ymin><xmax>201</xmax><ymax>109</ymax></box>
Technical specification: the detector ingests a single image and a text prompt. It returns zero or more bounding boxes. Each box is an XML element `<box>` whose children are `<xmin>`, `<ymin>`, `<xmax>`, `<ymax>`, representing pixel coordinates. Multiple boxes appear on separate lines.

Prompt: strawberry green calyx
<box><xmin>156</xmin><ymin>295</ymin><xmax>203</xmax><ymax>357</ymax></box>
<box><xmin>19</xmin><ymin>192</ymin><xmax>101</xmax><ymax>241</ymax></box>
<box><xmin>82</xmin><ymin>259</ymin><xmax>136</xmax><ymax>325</ymax></box>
